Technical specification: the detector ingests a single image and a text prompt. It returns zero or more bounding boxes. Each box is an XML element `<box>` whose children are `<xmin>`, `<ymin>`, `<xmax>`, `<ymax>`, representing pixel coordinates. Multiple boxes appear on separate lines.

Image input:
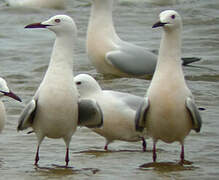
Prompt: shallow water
<box><xmin>0</xmin><ymin>0</ymin><xmax>218</xmax><ymax>179</ymax></box>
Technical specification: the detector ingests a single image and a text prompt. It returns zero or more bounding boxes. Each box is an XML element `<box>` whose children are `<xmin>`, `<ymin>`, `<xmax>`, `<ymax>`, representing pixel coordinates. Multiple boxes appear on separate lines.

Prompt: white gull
<box><xmin>87</xmin><ymin>0</ymin><xmax>200</xmax><ymax>77</ymax></box>
<box><xmin>17</xmin><ymin>15</ymin><xmax>103</xmax><ymax>167</ymax></box>
<box><xmin>74</xmin><ymin>74</ymin><xmax>147</xmax><ymax>151</ymax></box>
<box><xmin>0</xmin><ymin>77</ymin><xmax>21</xmax><ymax>133</ymax></box>
<box><xmin>5</xmin><ymin>0</ymin><xmax>66</xmax><ymax>9</ymax></box>
<box><xmin>135</xmin><ymin>10</ymin><xmax>202</xmax><ymax>163</ymax></box>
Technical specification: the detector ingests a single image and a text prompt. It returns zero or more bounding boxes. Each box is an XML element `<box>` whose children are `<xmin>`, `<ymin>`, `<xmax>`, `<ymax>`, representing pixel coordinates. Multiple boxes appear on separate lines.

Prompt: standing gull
<box><xmin>75</xmin><ymin>74</ymin><xmax>147</xmax><ymax>151</ymax></box>
<box><xmin>0</xmin><ymin>77</ymin><xmax>21</xmax><ymax>133</ymax></box>
<box><xmin>87</xmin><ymin>0</ymin><xmax>200</xmax><ymax>77</ymax></box>
<box><xmin>17</xmin><ymin>15</ymin><xmax>103</xmax><ymax>167</ymax></box>
<box><xmin>135</xmin><ymin>10</ymin><xmax>202</xmax><ymax>163</ymax></box>
<box><xmin>5</xmin><ymin>0</ymin><xmax>66</xmax><ymax>9</ymax></box>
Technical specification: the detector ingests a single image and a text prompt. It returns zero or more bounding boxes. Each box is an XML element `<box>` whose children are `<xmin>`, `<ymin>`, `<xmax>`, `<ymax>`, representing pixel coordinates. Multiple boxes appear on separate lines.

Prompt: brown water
<box><xmin>0</xmin><ymin>0</ymin><xmax>218</xmax><ymax>179</ymax></box>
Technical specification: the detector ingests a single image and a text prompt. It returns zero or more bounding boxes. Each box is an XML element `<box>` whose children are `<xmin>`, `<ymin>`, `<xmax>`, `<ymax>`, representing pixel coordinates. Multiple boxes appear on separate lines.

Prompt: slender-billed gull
<box><xmin>17</xmin><ymin>15</ymin><xmax>103</xmax><ymax>167</ymax></box>
<box><xmin>5</xmin><ymin>0</ymin><xmax>65</xmax><ymax>9</ymax></box>
<box><xmin>0</xmin><ymin>77</ymin><xmax>21</xmax><ymax>133</ymax></box>
<box><xmin>87</xmin><ymin>0</ymin><xmax>200</xmax><ymax>77</ymax></box>
<box><xmin>75</xmin><ymin>74</ymin><xmax>147</xmax><ymax>151</ymax></box>
<box><xmin>135</xmin><ymin>10</ymin><xmax>202</xmax><ymax>163</ymax></box>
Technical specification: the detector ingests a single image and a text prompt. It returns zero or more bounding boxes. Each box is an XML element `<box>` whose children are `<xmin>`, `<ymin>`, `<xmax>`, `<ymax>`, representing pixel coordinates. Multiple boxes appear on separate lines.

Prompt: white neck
<box><xmin>47</xmin><ymin>33</ymin><xmax>75</xmax><ymax>76</ymax></box>
<box><xmin>82</xmin><ymin>83</ymin><xmax>102</xmax><ymax>97</ymax></box>
<box><xmin>88</xmin><ymin>0</ymin><xmax>118</xmax><ymax>39</ymax></box>
<box><xmin>153</xmin><ymin>27</ymin><xmax>184</xmax><ymax>80</ymax></box>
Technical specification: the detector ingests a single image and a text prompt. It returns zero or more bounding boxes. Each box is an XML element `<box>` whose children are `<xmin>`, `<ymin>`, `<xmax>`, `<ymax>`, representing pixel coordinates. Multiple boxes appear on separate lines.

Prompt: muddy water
<box><xmin>0</xmin><ymin>0</ymin><xmax>218</xmax><ymax>179</ymax></box>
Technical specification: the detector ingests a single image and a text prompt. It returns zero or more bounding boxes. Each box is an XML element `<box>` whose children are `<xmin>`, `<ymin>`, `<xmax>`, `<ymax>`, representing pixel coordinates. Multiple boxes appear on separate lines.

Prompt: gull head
<box><xmin>74</xmin><ymin>74</ymin><xmax>102</xmax><ymax>97</ymax></box>
<box><xmin>152</xmin><ymin>10</ymin><xmax>182</xmax><ymax>31</ymax></box>
<box><xmin>0</xmin><ymin>78</ymin><xmax>22</xmax><ymax>102</ymax></box>
<box><xmin>25</xmin><ymin>15</ymin><xmax>77</xmax><ymax>36</ymax></box>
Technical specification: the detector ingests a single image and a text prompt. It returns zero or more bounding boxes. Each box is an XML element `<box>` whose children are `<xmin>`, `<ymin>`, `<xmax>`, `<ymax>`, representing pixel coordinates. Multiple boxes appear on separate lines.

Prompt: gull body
<box><xmin>0</xmin><ymin>77</ymin><xmax>21</xmax><ymax>133</ymax></box>
<box><xmin>87</xmin><ymin>0</ymin><xmax>200</xmax><ymax>77</ymax></box>
<box><xmin>18</xmin><ymin>15</ymin><xmax>103</xmax><ymax>166</ymax></box>
<box><xmin>87</xmin><ymin>0</ymin><xmax>156</xmax><ymax>77</ymax></box>
<box><xmin>18</xmin><ymin>15</ymin><xmax>79</xmax><ymax>167</ymax></box>
<box><xmin>5</xmin><ymin>0</ymin><xmax>65</xmax><ymax>9</ymax></box>
<box><xmin>135</xmin><ymin>10</ymin><xmax>202</xmax><ymax>163</ymax></box>
<box><xmin>75</xmin><ymin>74</ymin><xmax>147</xmax><ymax>151</ymax></box>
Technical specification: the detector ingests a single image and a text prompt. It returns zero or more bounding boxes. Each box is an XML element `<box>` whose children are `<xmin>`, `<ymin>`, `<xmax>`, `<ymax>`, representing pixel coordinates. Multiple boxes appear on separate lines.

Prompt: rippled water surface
<box><xmin>0</xmin><ymin>0</ymin><xmax>219</xmax><ymax>179</ymax></box>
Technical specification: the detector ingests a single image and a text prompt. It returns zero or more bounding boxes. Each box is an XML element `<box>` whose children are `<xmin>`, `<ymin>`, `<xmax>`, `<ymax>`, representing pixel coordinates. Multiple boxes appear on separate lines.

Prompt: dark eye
<box><xmin>55</xmin><ymin>19</ymin><xmax>61</xmax><ymax>23</ymax></box>
<box><xmin>171</xmin><ymin>15</ymin><xmax>175</xmax><ymax>19</ymax></box>
<box><xmin>76</xmin><ymin>81</ymin><xmax>81</xmax><ymax>85</ymax></box>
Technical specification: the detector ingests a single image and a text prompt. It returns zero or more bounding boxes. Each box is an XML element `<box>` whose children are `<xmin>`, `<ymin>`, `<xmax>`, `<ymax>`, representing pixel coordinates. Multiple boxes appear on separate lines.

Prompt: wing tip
<box><xmin>135</xmin><ymin>124</ymin><xmax>145</xmax><ymax>132</ymax></box>
<box><xmin>135</xmin><ymin>98</ymin><xmax>150</xmax><ymax>132</ymax></box>
<box><xmin>17</xmin><ymin>122</ymin><xmax>26</xmax><ymax>131</ymax></box>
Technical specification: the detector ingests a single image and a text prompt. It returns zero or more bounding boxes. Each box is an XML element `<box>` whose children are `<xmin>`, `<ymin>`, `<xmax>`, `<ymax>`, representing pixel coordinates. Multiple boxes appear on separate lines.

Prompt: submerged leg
<box><xmin>142</xmin><ymin>137</ymin><xmax>147</xmax><ymax>152</ymax></box>
<box><xmin>65</xmin><ymin>148</ymin><xmax>69</xmax><ymax>167</ymax></box>
<box><xmin>104</xmin><ymin>140</ymin><xmax>111</xmax><ymax>151</ymax></box>
<box><xmin>63</xmin><ymin>136</ymin><xmax>71</xmax><ymax>167</ymax></box>
<box><xmin>180</xmin><ymin>144</ymin><xmax>185</xmax><ymax>164</ymax></box>
<box><xmin>34</xmin><ymin>136</ymin><xmax>44</xmax><ymax>166</ymax></box>
<box><xmin>153</xmin><ymin>141</ymin><xmax>157</xmax><ymax>162</ymax></box>
<box><xmin>35</xmin><ymin>145</ymin><xmax>40</xmax><ymax>166</ymax></box>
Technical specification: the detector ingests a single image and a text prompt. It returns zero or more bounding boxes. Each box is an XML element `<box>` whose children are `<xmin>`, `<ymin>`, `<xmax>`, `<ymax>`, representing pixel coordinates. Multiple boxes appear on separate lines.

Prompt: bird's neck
<box><xmin>88</xmin><ymin>0</ymin><xmax>118</xmax><ymax>38</ymax></box>
<box><xmin>154</xmin><ymin>28</ymin><xmax>183</xmax><ymax>78</ymax></box>
<box><xmin>48</xmin><ymin>34</ymin><xmax>75</xmax><ymax>75</ymax></box>
<box><xmin>82</xmin><ymin>85</ymin><xmax>102</xmax><ymax>98</ymax></box>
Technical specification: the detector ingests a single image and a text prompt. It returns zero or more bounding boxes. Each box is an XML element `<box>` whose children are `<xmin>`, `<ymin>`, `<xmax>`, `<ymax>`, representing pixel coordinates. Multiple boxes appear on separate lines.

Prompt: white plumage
<box><xmin>75</xmin><ymin>74</ymin><xmax>147</xmax><ymax>151</ymax></box>
<box><xmin>87</xmin><ymin>0</ymin><xmax>200</xmax><ymax>77</ymax></box>
<box><xmin>18</xmin><ymin>15</ymin><xmax>78</xmax><ymax>167</ymax></box>
<box><xmin>135</xmin><ymin>10</ymin><xmax>202</xmax><ymax>163</ymax></box>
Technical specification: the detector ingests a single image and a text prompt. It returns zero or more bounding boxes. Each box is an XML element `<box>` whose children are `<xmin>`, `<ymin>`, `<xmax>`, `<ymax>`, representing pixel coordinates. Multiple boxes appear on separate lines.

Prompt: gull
<box><xmin>0</xmin><ymin>77</ymin><xmax>21</xmax><ymax>133</ymax></box>
<box><xmin>135</xmin><ymin>10</ymin><xmax>202</xmax><ymax>163</ymax></box>
<box><xmin>74</xmin><ymin>74</ymin><xmax>147</xmax><ymax>151</ymax></box>
<box><xmin>17</xmin><ymin>15</ymin><xmax>103</xmax><ymax>167</ymax></box>
<box><xmin>5</xmin><ymin>0</ymin><xmax>66</xmax><ymax>9</ymax></box>
<box><xmin>87</xmin><ymin>0</ymin><xmax>200</xmax><ymax>77</ymax></box>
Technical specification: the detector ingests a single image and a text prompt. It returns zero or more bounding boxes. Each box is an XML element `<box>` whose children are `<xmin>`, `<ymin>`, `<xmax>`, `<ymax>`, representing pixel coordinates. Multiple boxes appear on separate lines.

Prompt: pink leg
<box><xmin>34</xmin><ymin>146</ymin><xmax>40</xmax><ymax>166</ymax></box>
<box><xmin>142</xmin><ymin>138</ymin><xmax>146</xmax><ymax>152</ymax></box>
<box><xmin>180</xmin><ymin>144</ymin><xmax>184</xmax><ymax>164</ymax></box>
<box><xmin>153</xmin><ymin>142</ymin><xmax>157</xmax><ymax>162</ymax></box>
<box><xmin>65</xmin><ymin>148</ymin><xmax>69</xmax><ymax>167</ymax></box>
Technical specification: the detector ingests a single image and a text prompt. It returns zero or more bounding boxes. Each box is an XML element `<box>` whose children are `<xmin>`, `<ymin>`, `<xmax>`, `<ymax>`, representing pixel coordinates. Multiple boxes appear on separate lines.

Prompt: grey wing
<box><xmin>186</xmin><ymin>97</ymin><xmax>202</xmax><ymax>133</ymax></box>
<box><xmin>17</xmin><ymin>99</ymin><xmax>37</xmax><ymax>131</ymax></box>
<box><xmin>106</xmin><ymin>43</ymin><xmax>157</xmax><ymax>76</ymax></box>
<box><xmin>135</xmin><ymin>97</ymin><xmax>150</xmax><ymax>132</ymax></box>
<box><xmin>104</xmin><ymin>90</ymin><xmax>144</xmax><ymax>110</ymax></box>
<box><xmin>78</xmin><ymin>98</ymin><xmax>103</xmax><ymax>128</ymax></box>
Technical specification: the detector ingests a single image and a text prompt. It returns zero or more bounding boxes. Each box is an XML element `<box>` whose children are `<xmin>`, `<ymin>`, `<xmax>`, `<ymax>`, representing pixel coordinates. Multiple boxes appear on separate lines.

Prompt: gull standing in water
<box><xmin>0</xmin><ymin>77</ymin><xmax>21</xmax><ymax>133</ymax></box>
<box><xmin>5</xmin><ymin>0</ymin><xmax>66</xmax><ymax>9</ymax></box>
<box><xmin>135</xmin><ymin>10</ymin><xmax>202</xmax><ymax>163</ymax></box>
<box><xmin>87</xmin><ymin>0</ymin><xmax>200</xmax><ymax>77</ymax></box>
<box><xmin>75</xmin><ymin>74</ymin><xmax>147</xmax><ymax>151</ymax></box>
<box><xmin>17</xmin><ymin>15</ymin><xmax>103</xmax><ymax>167</ymax></box>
